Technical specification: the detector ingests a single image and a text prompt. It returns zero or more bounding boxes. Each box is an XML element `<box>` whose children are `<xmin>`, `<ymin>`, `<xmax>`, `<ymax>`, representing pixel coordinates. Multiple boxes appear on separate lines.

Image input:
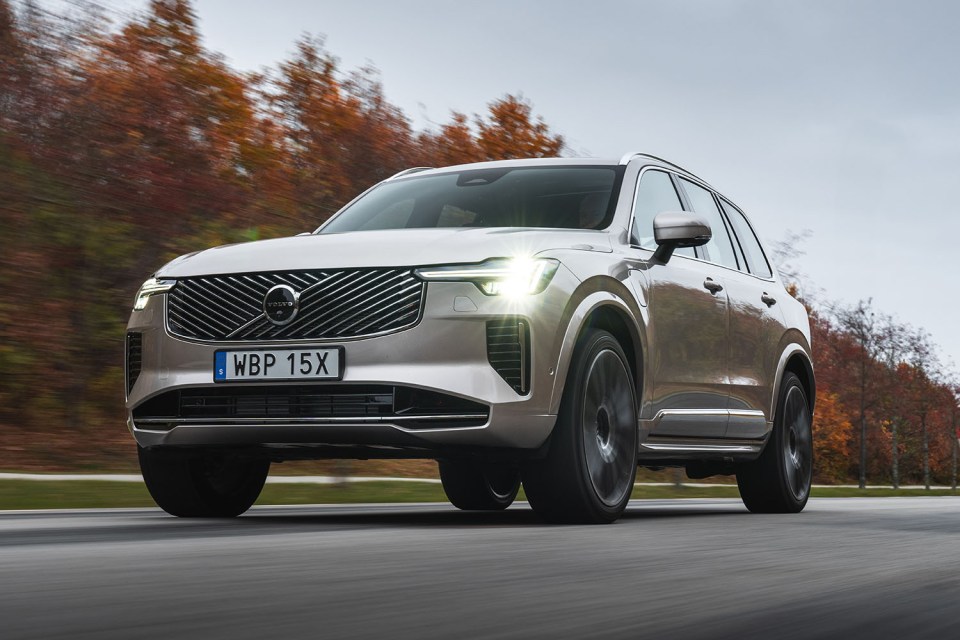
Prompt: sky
<box><xmin>100</xmin><ymin>0</ymin><xmax>960</xmax><ymax>370</ymax></box>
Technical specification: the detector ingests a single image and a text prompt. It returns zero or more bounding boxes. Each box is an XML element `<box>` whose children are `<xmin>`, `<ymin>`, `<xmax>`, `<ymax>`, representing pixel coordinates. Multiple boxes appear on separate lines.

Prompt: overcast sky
<box><xmin>103</xmin><ymin>0</ymin><xmax>960</xmax><ymax>370</ymax></box>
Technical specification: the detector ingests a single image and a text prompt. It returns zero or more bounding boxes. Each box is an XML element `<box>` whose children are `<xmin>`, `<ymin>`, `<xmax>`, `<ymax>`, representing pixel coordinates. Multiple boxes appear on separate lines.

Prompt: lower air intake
<box><xmin>486</xmin><ymin>318</ymin><xmax>530</xmax><ymax>395</ymax></box>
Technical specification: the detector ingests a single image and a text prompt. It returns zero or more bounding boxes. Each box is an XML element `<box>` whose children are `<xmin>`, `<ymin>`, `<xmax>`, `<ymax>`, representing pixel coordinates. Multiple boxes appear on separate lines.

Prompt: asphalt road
<box><xmin>1</xmin><ymin>497</ymin><xmax>958</xmax><ymax>640</ymax></box>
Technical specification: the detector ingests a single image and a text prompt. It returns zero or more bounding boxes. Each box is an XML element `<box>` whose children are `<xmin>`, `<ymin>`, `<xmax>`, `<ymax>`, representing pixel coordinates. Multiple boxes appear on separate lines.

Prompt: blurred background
<box><xmin>0</xmin><ymin>0</ymin><xmax>957</xmax><ymax>489</ymax></box>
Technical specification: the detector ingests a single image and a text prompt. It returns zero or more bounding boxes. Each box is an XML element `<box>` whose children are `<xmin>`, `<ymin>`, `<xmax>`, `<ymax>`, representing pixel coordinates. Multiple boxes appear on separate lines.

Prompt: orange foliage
<box><xmin>812</xmin><ymin>391</ymin><xmax>854</xmax><ymax>482</ymax></box>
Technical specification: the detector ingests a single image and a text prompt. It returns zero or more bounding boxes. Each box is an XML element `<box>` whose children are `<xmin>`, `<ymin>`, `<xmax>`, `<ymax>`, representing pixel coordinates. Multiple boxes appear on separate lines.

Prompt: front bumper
<box><xmin>125</xmin><ymin>270</ymin><xmax>579</xmax><ymax>453</ymax></box>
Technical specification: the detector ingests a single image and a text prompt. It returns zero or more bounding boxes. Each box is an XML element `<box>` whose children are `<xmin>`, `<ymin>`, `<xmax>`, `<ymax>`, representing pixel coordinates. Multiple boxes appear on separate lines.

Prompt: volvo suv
<box><xmin>126</xmin><ymin>153</ymin><xmax>814</xmax><ymax>523</ymax></box>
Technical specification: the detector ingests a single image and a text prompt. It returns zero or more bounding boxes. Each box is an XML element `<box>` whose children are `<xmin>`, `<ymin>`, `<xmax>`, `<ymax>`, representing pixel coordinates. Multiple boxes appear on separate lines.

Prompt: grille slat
<box><xmin>322</xmin><ymin>275</ymin><xmax>416</xmax><ymax>336</ymax></box>
<box><xmin>167</xmin><ymin>268</ymin><xmax>425</xmax><ymax>342</ymax></box>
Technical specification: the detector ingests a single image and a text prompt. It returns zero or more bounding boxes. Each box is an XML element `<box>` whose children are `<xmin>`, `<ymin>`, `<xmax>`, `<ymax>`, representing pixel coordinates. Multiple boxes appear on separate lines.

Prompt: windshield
<box><xmin>319</xmin><ymin>166</ymin><xmax>623</xmax><ymax>233</ymax></box>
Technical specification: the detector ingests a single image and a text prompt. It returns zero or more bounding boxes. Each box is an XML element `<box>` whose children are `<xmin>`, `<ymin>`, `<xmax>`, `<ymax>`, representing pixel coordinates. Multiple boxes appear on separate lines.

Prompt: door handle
<box><xmin>761</xmin><ymin>292</ymin><xmax>777</xmax><ymax>307</ymax></box>
<box><xmin>703</xmin><ymin>278</ymin><xmax>723</xmax><ymax>294</ymax></box>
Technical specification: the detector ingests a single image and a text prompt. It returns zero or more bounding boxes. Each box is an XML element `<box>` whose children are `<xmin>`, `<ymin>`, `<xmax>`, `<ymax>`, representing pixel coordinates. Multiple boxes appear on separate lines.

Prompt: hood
<box><xmin>157</xmin><ymin>227</ymin><xmax>612</xmax><ymax>277</ymax></box>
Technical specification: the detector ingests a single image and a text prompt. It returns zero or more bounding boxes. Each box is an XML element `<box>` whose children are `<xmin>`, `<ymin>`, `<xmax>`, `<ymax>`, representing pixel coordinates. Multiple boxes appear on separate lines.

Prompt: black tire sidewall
<box><xmin>772</xmin><ymin>374</ymin><xmax>812</xmax><ymax>511</ymax></box>
<box><xmin>556</xmin><ymin>329</ymin><xmax>639</xmax><ymax>522</ymax></box>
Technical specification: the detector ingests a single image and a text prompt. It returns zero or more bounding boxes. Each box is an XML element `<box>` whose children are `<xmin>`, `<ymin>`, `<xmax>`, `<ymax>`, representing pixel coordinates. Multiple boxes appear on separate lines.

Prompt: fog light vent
<box><xmin>486</xmin><ymin>318</ymin><xmax>530</xmax><ymax>394</ymax></box>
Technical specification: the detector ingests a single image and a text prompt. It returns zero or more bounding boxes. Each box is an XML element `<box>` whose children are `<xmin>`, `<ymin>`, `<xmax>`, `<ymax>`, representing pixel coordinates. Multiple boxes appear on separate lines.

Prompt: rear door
<box><xmin>717</xmin><ymin>197</ymin><xmax>788</xmax><ymax>438</ymax></box>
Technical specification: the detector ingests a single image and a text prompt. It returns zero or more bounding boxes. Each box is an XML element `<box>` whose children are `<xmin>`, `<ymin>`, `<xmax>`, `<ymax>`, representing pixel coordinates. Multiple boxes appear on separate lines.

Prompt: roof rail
<box><xmin>387</xmin><ymin>167</ymin><xmax>434</xmax><ymax>180</ymax></box>
<box><xmin>618</xmin><ymin>152</ymin><xmax>714</xmax><ymax>189</ymax></box>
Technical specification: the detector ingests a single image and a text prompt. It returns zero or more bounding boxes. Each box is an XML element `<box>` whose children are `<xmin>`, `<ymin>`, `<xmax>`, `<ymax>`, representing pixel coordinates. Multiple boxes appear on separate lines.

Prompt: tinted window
<box><xmin>632</xmin><ymin>170</ymin><xmax>682</xmax><ymax>249</ymax></box>
<box><xmin>321</xmin><ymin>166</ymin><xmax>622</xmax><ymax>233</ymax></box>
<box><xmin>721</xmin><ymin>199</ymin><xmax>773</xmax><ymax>278</ymax></box>
<box><xmin>355</xmin><ymin>198</ymin><xmax>414</xmax><ymax>230</ymax></box>
<box><xmin>631</xmin><ymin>170</ymin><xmax>694</xmax><ymax>258</ymax></box>
<box><xmin>679</xmin><ymin>178</ymin><xmax>739</xmax><ymax>270</ymax></box>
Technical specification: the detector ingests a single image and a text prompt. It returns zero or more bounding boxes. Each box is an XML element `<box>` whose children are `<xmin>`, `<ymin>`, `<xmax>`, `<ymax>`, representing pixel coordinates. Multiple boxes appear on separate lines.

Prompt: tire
<box><xmin>736</xmin><ymin>372</ymin><xmax>813</xmax><ymax>513</ymax></box>
<box><xmin>522</xmin><ymin>329</ymin><xmax>638</xmax><ymax>524</ymax></box>
<box><xmin>439</xmin><ymin>461</ymin><xmax>520</xmax><ymax>510</ymax></box>
<box><xmin>138</xmin><ymin>446</ymin><xmax>270</xmax><ymax>518</ymax></box>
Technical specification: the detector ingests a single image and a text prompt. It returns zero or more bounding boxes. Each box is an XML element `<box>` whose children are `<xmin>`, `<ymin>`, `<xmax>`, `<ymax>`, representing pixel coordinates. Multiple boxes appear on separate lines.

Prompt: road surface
<box><xmin>1</xmin><ymin>497</ymin><xmax>958</xmax><ymax>639</ymax></box>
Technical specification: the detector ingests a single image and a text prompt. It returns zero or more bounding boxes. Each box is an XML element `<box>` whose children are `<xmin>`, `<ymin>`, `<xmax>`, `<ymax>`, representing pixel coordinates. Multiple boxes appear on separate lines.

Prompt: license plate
<box><xmin>214</xmin><ymin>347</ymin><xmax>344</xmax><ymax>382</ymax></box>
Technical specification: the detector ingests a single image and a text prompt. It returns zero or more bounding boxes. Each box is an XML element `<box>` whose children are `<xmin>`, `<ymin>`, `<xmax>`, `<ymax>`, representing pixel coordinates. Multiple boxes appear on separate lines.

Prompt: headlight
<box><xmin>415</xmin><ymin>258</ymin><xmax>559</xmax><ymax>296</ymax></box>
<box><xmin>133</xmin><ymin>277</ymin><xmax>176</xmax><ymax>310</ymax></box>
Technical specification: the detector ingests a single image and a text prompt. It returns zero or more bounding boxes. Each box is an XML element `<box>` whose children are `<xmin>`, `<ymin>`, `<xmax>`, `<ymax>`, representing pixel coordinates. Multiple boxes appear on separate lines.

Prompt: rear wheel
<box><xmin>736</xmin><ymin>372</ymin><xmax>812</xmax><ymax>513</ymax></box>
<box><xmin>522</xmin><ymin>329</ymin><xmax>638</xmax><ymax>524</ymax></box>
<box><xmin>439</xmin><ymin>461</ymin><xmax>520</xmax><ymax>510</ymax></box>
<box><xmin>138</xmin><ymin>446</ymin><xmax>269</xmax><ymax>517</ymax></box>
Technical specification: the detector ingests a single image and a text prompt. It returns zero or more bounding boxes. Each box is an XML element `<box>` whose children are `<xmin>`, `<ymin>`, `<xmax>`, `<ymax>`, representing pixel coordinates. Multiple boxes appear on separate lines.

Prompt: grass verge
<box><xmin>0</xmin><ymin>479</ymin><xmax>957</xmax><ymax>511</ymax></box>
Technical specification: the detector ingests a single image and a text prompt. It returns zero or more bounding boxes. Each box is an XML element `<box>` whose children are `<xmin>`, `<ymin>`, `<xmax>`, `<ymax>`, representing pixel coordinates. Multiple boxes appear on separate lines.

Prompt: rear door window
<box><xmin>720</xmin><ymin>199</ymin><xmax>773</xmax><ymax>278</ymax></box>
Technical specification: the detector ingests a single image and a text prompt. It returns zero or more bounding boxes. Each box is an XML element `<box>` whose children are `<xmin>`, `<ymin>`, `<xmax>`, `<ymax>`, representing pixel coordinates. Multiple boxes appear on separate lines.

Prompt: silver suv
<box><xmin>126</xmin><ymin>153</ymin><xmax>814</xmax><ymax>523</ymax></box>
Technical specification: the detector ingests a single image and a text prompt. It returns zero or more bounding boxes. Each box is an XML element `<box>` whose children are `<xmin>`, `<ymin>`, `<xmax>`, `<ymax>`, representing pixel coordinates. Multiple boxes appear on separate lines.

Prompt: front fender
<box><xmin>547</xmin><ymin>284</ymin><xmax>647</xmax><ymax>415</ymax></box>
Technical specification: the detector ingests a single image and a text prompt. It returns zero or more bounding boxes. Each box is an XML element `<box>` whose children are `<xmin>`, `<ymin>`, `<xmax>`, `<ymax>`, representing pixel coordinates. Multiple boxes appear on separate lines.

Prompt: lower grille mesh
<box><xmin>132</xmin><ymin>385</ymin><xmax>489</xmax><ymax>430</ymax></box>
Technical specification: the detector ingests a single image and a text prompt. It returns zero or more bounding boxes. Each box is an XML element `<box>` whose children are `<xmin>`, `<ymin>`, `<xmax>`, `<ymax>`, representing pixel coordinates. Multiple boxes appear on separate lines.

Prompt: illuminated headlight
<box><xmin>415</xmin><ymin>258</ymin><xmax>559</xmax><ymax>296</ymax></box>
<box><xmin>133</xmin><ymin>277</ymin><xmax>176</xmax><ymax>310</ymax></box>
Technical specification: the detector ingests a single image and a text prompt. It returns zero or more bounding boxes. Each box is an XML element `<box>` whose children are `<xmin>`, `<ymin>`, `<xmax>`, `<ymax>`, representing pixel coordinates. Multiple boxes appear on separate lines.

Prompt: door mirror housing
<box><xmin>652</xmin><ymin>212</ymin><xmax>712</xmax><ymax>264</ymax></box>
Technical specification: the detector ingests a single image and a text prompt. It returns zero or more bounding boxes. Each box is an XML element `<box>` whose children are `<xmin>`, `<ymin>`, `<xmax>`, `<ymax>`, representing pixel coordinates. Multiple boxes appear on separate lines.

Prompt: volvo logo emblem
<box><xmin>263</xmin><ymin>284</ymin><xmax>300</xmax><ymax>326</ymax></box>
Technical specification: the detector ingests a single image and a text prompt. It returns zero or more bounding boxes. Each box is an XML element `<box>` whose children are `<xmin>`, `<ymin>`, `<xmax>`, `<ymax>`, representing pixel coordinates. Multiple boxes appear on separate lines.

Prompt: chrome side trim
<box><xmin>641</xmin><ymin>441</ymin><xmax>762</xmax><ymax>454</ymax></box>
<box><xmin>650</xmin><ymin>408</ymin><xmax>765</xmax><ymax>426</ymax></box>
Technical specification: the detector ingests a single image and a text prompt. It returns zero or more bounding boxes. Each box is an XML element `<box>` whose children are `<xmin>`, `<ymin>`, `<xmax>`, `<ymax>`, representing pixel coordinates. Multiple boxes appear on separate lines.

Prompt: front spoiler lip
<box><xmin>128</xmin><ymin>413</ymin><xmax>557</xmax><ymax>450</ymax></box>
<box><xmin>132</xmin><ymin>414</ymin><xmax>490</xmax><ymax>429</ymax></box>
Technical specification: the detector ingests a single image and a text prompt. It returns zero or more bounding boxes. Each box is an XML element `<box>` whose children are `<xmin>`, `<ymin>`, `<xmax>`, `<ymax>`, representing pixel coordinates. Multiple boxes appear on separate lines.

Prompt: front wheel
<box><xmin>736</xmin><ymin>372</ymin><xmax>813</xmax><ymax>513</ymax></box>
<box><xmin>522</xmin><ymin>329</ymin><xmax>638</xmax><ymax>524</ymax></box>
<box><xmin>138</xmin><ymin>446</ymin><xmax>270</xmax><ymax>517</ymax></box>
<box><xmin>439</xmin><ymin>461</ymin><xmax>520</xmax><ymax>510</ymax></box>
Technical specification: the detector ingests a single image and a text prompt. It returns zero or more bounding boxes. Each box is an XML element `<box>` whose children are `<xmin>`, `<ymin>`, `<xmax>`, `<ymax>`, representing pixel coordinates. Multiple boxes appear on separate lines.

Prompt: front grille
<box><xmin>132</xmin><ymin>385</ymin><xmax>489</xmax><ymax>430</ymax></box>
<box><xmin>126</xmin><ymin>332</ymin><xmax>142</xmax><ymax>393</ymax></box>
<box><xmin>167</xmin><ymin>268</ymin><xmax>425</xmax><ymax>342</ymax></box>
<box><xmin>486</xmin><ymin>318</ymin><xmax>530</xmax><ymax>394</ymax></box>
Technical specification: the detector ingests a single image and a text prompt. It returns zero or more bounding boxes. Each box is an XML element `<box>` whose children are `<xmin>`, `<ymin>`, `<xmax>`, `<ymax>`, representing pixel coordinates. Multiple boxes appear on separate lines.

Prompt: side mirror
<box><xmin>652</xmin><ymin>211</ymin><xmax>711</xmax><ymax>264</ymax></box>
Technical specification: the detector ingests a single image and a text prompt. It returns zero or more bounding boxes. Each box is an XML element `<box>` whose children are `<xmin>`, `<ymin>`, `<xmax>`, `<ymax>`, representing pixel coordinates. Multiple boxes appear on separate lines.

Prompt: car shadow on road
<box><xmin>234</xmin><ymin>500</ymin><xmax>749</xmax><ymax>529</ymax></box>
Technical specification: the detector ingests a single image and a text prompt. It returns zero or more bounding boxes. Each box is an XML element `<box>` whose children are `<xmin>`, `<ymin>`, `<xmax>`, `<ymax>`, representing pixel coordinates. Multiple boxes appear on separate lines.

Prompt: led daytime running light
<box><xmin>415</xmin><ymin>258</ymin><xmax>559</xmax><ymax>296</ymax></box>
<box><xmin>134</xmin><ymin>277</ymin><xmax>177</xmax><ymax>310</ymax></box>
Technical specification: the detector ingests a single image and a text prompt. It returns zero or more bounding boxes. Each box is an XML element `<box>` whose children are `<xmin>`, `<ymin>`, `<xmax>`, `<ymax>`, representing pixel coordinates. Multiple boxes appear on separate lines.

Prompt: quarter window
<box><xmin>678</xmin><ymin>178</ymin><xmax>739</xmax><ymax>270</ymax></box>
<box><xmin>720</xmin><ymin>199</ymin><xmax>773</xmax><ymax>278</ymax></box>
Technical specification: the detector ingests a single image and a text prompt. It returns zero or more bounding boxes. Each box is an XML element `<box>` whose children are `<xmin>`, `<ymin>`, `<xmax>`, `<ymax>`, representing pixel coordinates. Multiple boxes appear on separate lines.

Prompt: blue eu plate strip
<box><xmin>214</xmin><ymin>351</ymin><xmax>227</xmax><ymax>381</ymax></box>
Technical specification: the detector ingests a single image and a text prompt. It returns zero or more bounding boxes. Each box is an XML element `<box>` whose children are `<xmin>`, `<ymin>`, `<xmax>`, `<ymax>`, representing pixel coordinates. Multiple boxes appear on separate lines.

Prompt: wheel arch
<box><xmin>771</xmin><ymin>343</ymin><xmax>816</xmax><ymax>419</ymax></box>
<box><xmin>548</xmin><ymin>288</ymin><xmax>646</xmax><ymax>415</ymax></box>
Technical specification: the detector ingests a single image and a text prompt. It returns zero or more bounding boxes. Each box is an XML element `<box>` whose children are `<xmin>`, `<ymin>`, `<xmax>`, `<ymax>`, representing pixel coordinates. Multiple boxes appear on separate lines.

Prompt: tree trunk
<box><xmin>921</xmin><ymin>412</ymin><xmax>930</xmax><ymax>490</ymax></box>
<box><xmin>891</xmin><ymin>419</ymin><xmax>899</xmax><ymax>490</ymax></box>
<box><xmin>859</xmin><ymin>412</ymin><xmax>867</xmax><ymax>490</ymax></box>
<box><xmin>952</xmin><ymin>407</ymin><xmax>958</xmax><ymax>492</ymax></box>
<box><xmin>952</xmin><ymin>437</ymin><xmax>957</xmax><ymax>492</ymax></box>
<box><xmin>859</xmin><ymin>357</ymin><xmax>867</xmax><ymax>490</ymax></box>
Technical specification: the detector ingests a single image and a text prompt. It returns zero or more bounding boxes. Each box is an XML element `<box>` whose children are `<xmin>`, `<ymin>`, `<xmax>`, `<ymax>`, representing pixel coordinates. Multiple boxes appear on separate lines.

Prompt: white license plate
<box><xmin>214</xmin><ymin>348</ymin><xmax>343</xmax><ymax>382</ymax></box>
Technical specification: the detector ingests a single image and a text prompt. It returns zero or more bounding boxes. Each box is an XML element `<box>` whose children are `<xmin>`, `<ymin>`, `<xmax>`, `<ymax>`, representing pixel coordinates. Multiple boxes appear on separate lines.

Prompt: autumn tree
<box><xmin>811</xmin><ymin>391</ymin><xmax>854</xmax><ymax>482</ymax></box>
<box><xmin>904</xmin><ymin>330</ymin><xmax>942</xmax><ymax>489</ymax></box>
<box><xmin>416</xmin><ymin>112</ymin><xmax>483</xmax><ymax>167</ymax></box>
<box><xmin>832</xmin><ymin>299</ymin><xmax>882</xmax><ymax>488</ymax></box>
<box><xmin>476</xmin><ymin>95</ymin><xmax>564</xmax><ymax>160</ymax></box>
